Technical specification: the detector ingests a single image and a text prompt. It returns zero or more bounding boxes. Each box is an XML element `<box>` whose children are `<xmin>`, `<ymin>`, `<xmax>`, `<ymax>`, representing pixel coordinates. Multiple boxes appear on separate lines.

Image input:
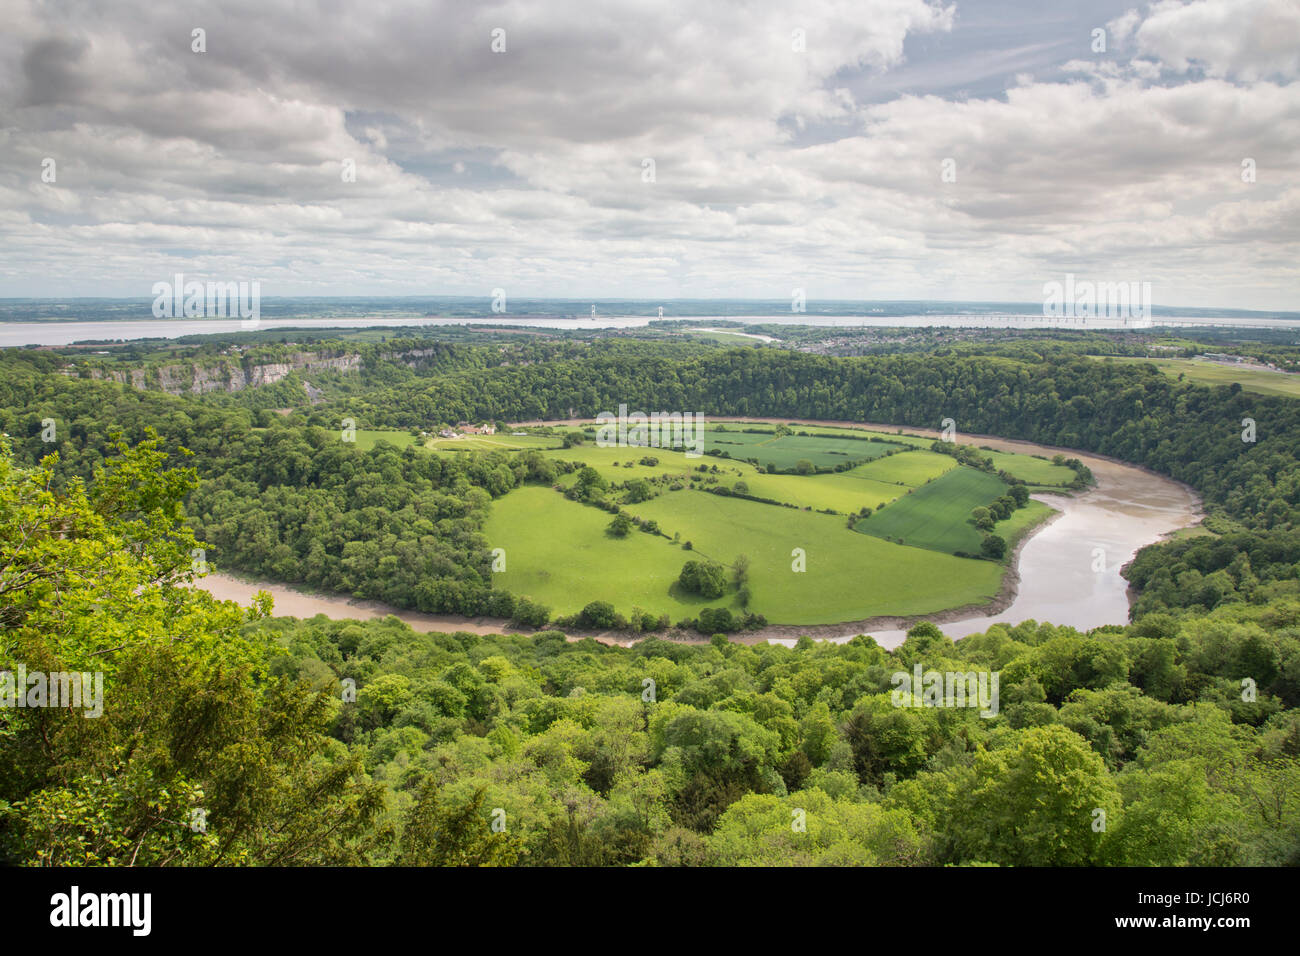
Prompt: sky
<box><xmin>0</xmin><ymin>0</ymin><xmax>1297</xmax><ymax>309</ymax></box>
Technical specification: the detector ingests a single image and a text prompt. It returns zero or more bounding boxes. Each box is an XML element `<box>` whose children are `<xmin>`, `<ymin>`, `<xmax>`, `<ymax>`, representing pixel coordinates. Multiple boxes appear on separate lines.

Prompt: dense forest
<box><xmin>1</xmin><ymin>436</ymin><xmax>1296</xmax><ymax>865</ymax></box>
<box><xmin>3</xmin><ymin>333</ymin><xmax>1300</xmax><ymax>866</ymax></box>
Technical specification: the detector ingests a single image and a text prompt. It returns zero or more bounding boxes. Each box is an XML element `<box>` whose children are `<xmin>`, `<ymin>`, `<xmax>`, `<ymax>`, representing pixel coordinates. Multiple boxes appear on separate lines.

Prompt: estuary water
<box><xmin>4</xmin><ymin>312</ymin><xmax>1299</xmax><ymax>347</ymax></box>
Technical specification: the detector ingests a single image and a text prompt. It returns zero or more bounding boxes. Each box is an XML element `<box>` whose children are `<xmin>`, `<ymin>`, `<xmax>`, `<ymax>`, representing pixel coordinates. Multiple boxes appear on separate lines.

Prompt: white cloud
<box><xmin>1107</xmin><ymin>9</ymin><xmax>1142</xmax><ymax>47</ymax></box>
<box><xmin>0</xmin><ymin>0</ymin><xmax>1295</xmax><ymax>309</ymax></box>
<box><xmin>1133</xmin><ymin>0</ymin><xmax>1300</xmax><ymax>80</ymax></box>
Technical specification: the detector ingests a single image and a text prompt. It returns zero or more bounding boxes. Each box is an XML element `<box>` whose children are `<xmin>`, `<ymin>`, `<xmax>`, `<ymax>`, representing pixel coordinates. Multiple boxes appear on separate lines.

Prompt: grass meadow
<box><xmin>978</xmin><ymin>449</ymin><xmax>1077</xmax><ymax>486</ymax></box>
<box><xmin>453</xmin><ymin>420</ymin><xmax>1066</xmax><ymax>626</ymax></box>
<box><xmin>1093</xmin><ymin>356</ymin><xmax>1300</xmax><ymax>399</ymax></box>
<box><xmin>484</xmin><ymin>485</ymin><xmax>1003</xmax><ymax>625</ymax></box>
<box><xmin>351</xmin><ymin>429</ymin><xmax>419</xmax><ymax>451</ymax></box>
<box><xmin>702</xmin><ymin>428</ymin><xmax>904</xmax><ymax>470</ymax></box>
<box><xmin>853</xmin><ymin>466</ymin><xmax>1012</xmax><ymax>554</ymax></box>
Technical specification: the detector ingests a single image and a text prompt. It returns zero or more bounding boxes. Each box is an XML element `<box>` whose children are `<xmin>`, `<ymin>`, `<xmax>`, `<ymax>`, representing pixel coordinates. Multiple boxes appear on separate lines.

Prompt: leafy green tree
<box><xmin>574</xmin><ymin>466</ymin><xmax>607</xmax><ymax>500</ymax></box>
<box><xmin>841</xmin><ymin>696</ymin><xmax>936</xmax><ymax>785</ymax></box>
<box><xmin>678</xmin><ymin>559</ymin><xmax>727</xmax><ymax>599</ymax></box>
<box><xmin>697</xmin><ymin>607</ymin><xmax>735</xmax><ymax>633</ymax></box>
<box><xmin>651</xmin><ymin>706</ymin><xmax>781</xmax><ymax>831</ymax></box>
<box><xmin>941</xmin><ymin>725</ymin><xmax>1120</xmax><ymax>866</ymax></box>
<box><xmin>624</xmin><ymin>479</ymin><xmax>651</xmax><ymax>503</ymax></box>
<box><xmin>580</xmin><ymin>601</ymin><xmax>618</xmax><ymax>629</ymax></box>
<box><xmin>707</xmin><ymin>789</ymin><xmax>924</xmax><ymax>866</ymax></box>
<box><xmin>1104</xmin><ymin>759</ymin><xmax>1247</xmax><ymax>866</ymax></box>
<box><xmin>894</xmin><ymin>621</ymin><xmax>954</xmax><ymax>668</ymax></box>
<box><xmin>800</xmin><ymin>701</ymin><xmax>839</xmax><ymax>767</ymax></box>
<box><xmin>397</xmin><ymin>779</ymin><xmax>523</xmax><ymax>866</ymax></box>
<box><xmin>981</xmin><ymin>534</ymin><xmax>1007</xmax><ymax>559</ymax></box>
<box><xmin>0</xmin><ymin>437</ymin><xmax>384</xmax><ymax>866</ymax></box>
<box><xmin>511</xmin><ymin>596</ymin><xmax>552</xmax><ymax>628</ymax></box>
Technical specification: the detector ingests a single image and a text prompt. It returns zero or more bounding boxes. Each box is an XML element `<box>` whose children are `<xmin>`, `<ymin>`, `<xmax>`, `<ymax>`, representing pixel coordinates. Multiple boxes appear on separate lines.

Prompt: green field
<box><xmin>426</xmin><ymin>432</ymin><xmax>559</xmax><ymax>453</ymax></box>
<box><xmin>688</xmin><ymin>420</ymin><xmax>1082</xmax><ymax>487</ymax></box>
<box><xmin>544</xmin><ymin>443</ymin><xmax>700</xmax><ymax>482</ymax></box>
<box><xmin>351</xmin><ymin>429</ymin><xmax>419</xmax><ymax>451</ymax></box>
<box><xmin>1094</xmin><ymin>356</ymin><xmax>1300</xmax><ymax>399</ymax></box>
<box><xmin>849</xmin><ymin>450</ymin><xmax>957</xmax><ymax>485</ymax></box>
<box><xmin>854</xmin><ymin>465</ymin><xmax>1012</xmax><ymax>555</ymax></box>
<box><xmin>544</xmin><ymin>441</ymin><xmax>961</xmax><ymax>514</ymax></box>
<box><xmin>701</xmin><ymin>428</ymin><xmax>905</xmax><ymax>470</ymax></box>
<box><xmin>977</xmin><ymin>449</ymin><xmax>1077</xmax><ymax>486</ymax></box>
<box><xmin>994</xmin><ymin>499</ymin><xmax>1055</xmax><ymax>550</ymax></box>
<box><xmin>740</xmin><ymin>469</ymin><xmax>908</xmax><ymax>512</ymax></box>
<box><xmin>709</xmin><ymin>421</ymin><xmax>937</xmax><ymax>449</ymax></box>
<box><xmin>465</xmin><ymin>420</ymin><xmax>1068</xmax><ymax>626</ymax></box>
<box><xmin>483</xmin><ymin>486</ymin><xmax>696</xmax><ymax>615</ymax></box>
<box><xmin>485</xmin><ymin>486</ymin><xmax>1002</xmax><ymax>625</ymax></box>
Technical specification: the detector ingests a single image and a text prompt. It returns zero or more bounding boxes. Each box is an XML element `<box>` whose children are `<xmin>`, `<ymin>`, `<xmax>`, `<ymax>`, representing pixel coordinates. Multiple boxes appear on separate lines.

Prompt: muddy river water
<box><xmin>195</xmin><ymin>421</ymin><xmax>1202</xmax><ymax>649</ymax></box>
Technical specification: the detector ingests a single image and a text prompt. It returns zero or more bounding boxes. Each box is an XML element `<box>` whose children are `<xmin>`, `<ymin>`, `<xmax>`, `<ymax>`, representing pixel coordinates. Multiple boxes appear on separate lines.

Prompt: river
<box><xmin>192</xmin><ymin>420</ymin><xmax>1201</xmax><ymax>649</ymax></box>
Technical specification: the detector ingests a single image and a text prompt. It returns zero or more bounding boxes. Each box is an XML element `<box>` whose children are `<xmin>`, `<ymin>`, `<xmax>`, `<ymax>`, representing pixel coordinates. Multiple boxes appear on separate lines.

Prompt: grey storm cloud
<box><xmin>18</xmin><ymin>35</ymin><xmax>90</xmax><ymax>107</ymax></box>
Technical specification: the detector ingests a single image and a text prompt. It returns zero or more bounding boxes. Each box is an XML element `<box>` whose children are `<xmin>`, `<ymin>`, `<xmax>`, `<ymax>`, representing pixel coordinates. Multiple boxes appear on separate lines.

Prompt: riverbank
<box><xmin>197</xmin><ymin>572</ymin><xmax>520</xmax><ymax>637</ymax></box>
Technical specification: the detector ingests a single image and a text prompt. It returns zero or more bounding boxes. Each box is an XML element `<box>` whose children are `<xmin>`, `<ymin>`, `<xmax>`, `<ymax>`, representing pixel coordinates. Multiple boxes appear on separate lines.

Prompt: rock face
<box><xmin>83</xmin><ymin>368</ymin><xmax>149</xmax><ymax>390</ymax></box>
<box><xmin>379</xmin><ymin>347</ymin><xmax>443</xmax><ymax>367</ymax></box>
<box><xmin>85</xmin><ymin>351</ymin><xmax>365</xmax><ymax>396</ymax></box>
<box><xmin>75</xmin><ymin>345</ymin><xmax>452</xmax><ymax>397</ymax></box>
